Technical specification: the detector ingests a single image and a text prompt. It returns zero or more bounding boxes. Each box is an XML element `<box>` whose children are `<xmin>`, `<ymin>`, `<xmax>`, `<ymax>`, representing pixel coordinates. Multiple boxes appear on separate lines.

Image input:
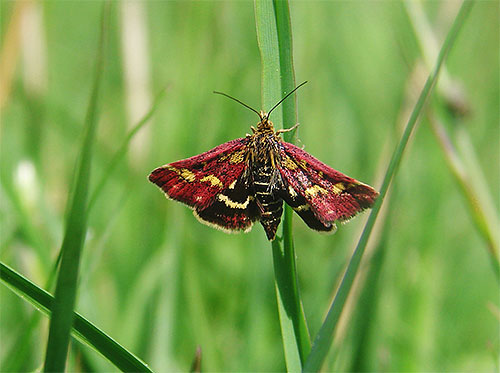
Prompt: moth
<box><xmin>149</xmin><ymin>82</ymin><xmax>379</xmax><ymax>240</ymax></box>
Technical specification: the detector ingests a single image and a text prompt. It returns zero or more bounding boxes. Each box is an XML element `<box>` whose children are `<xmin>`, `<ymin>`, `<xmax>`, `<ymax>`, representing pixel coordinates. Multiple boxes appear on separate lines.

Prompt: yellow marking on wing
<box><xmin>201</xmin><ymin>175</ymin><xmax>223</xmax><ymax>188</ymax></box>
<box><xmin>180</xmin><ymin>169</ymin><xmax>196</xmax><ymax>182</ymax></box>
<box><xmin>305</xmin><ymin>184</ymin><xmax>327</xmax><ymax>197</ymax></box>
<box><xmin>331</xmin><ymin>182</ymin><xmax>346</xmax><ymax>194</ymax></box>
<box><xmin>283</xmin><ymin>157</ymin><xmax>298</xmax><ymax>170</ymax></box>
<box><xmin>166</xmin><ymin>166</ymin><xmax>197</xmax><ymax>182</ymax></box>
<box><xmin>228</xmin><ymin>179</ymin><xmax>237</xmax><ymax>189</ymax></box>
<box><xmin>293</xmin><ymin>204</ymin><xmax>310</xmax><ymax>212</ymax></box>
<box><xmin>217</xmin><ymin>194</ymin><xmax>254</xmax><ymax>209</ymax></box>
<box><xmin>288</xmin><ymin>185</ymin><xmax>297</xmax><ymax>198</ymax></box>
<box><xmin>299</xmin><ymin>159</ymin><xmax>308</xmax><ymax>169</ymax></box>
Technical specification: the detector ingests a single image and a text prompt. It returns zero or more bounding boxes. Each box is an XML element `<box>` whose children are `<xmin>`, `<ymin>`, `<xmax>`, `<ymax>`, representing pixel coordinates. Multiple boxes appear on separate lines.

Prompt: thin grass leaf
<box><xmin>428</xmin><ymin>114</ymin><xmax>500</xmax><ymax>280</ymax></box>
<box><xmin>273</xmin><ymin>0</ymin><xmax>311</xmax><ymax>362</ymax></box>
<box><xmin>347</xmin><ymin>199</ymin><xmax>394</xmax><ymax>372</ymax></box>
<box><xmin>0</xmin><ymin>262</ymin><xmax>153</xmax><ymax>372</ymax></box>
<box><xmin>405</xmin><ymin>0</ymin><xmax>499</xmax><ymax>281</ymax></box>
<box><xmin>255</xmin><ymin>0</ymin><xmax>302</xmax><ymax>370</ymax></box>
<box><xmin>43</xmin><ymin>4</ymin><xmax>109</xmax><ymax>371</ymax></box>
<box><xmin>303</xmin><ymin>1</ymin><xmax>475</xmax><ymax>371</ymax></box>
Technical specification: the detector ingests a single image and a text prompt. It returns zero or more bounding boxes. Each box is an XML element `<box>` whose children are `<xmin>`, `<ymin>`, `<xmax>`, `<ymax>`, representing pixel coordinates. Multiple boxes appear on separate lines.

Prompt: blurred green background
<box><xmin>1</xmin><ymin>1</ymin><xmax>498</xmax><ymax>371</ymax></box>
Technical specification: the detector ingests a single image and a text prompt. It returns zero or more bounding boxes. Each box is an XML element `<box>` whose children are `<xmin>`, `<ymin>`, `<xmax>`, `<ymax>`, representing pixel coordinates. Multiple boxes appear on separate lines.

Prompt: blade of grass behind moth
<box><xmin>303</xmin><ymin>1</ymin><xmax>475</xmax><ymax>371</ymax></box>
<box><xmin>406</xmin><ymin>0</ymin><xmax>499</xmax><ymax>281</ymax></box>
<box><xmin>0</xmin><ymin>262</ymin><xmax>153</xmax><ymax>372</ymax></box>
<box><xmin>254</xmin><ymin>0</ymin><xmax>302</xmax><ymax>371</ymax></box>
<box><xmin>43</xmin><ymin>4</ymin><xmax>109</xmax><ymax>371</ymax></box>
<box><xmin>274</xmin><ymin>0</ymin><xmax>311</xmax><ymax>361</ymax></box>
<box><xmin>428</xmin><ymin>113</ymin><xmax>500</xmax><ymax>281</ymax></box>
<box><xmin>346</xmin><ymin>196</ymin><xmax>395</xmax><ymax>372</ymax></box>
<box><xmin>87</xmin><ymin>84</ymin><xmax>169</xmax><ymax>212</ymax></box>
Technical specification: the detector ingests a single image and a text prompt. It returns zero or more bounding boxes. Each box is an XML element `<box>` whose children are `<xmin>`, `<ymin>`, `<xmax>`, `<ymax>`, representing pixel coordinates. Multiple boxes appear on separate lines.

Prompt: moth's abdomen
<box><xmin>252</xmin><ymin>165</ymin><xmax>283</xmax><ymax>240</ymax></box>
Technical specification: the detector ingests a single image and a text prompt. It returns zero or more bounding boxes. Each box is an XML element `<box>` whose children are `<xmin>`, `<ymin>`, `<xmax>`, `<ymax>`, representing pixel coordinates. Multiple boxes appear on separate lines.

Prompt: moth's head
<box><xmin>257</xmin><ymin>111</ymin><xmax>274</xmax><ymax>131</ymax></box>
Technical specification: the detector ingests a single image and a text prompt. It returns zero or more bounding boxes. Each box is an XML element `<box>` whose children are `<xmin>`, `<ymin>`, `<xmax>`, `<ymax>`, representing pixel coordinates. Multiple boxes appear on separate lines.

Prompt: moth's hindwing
<box><xmin>195</xmin><ymin>172</ymin><xmax>259</xmax><ymax>232</ymax></box>
<box><xmin>278</xmin><ymin>142</ymin><xmax>378</xmax><ymax>232</ymax></box>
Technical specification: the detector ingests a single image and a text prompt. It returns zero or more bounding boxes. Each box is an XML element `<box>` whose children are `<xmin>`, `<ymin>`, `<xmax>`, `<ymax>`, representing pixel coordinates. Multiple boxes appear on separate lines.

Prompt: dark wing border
<box><xmin>278</xmin><ymin>141</ymin><xmax>378</xmax><ymax>231</ymax></box>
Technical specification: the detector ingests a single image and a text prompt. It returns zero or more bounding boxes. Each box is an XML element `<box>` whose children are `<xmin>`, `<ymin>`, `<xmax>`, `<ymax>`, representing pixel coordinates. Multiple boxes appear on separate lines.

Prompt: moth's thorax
<box><xmin>248</xmin><ymin>117</ymin><xmax>282</xmax><ymax>166</ymax></box>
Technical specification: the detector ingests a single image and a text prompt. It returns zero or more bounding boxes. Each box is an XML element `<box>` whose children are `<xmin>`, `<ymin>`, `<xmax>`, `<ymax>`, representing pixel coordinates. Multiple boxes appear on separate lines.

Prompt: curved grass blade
<box><xmin>405</xmin><ymin>0</ymin><xmax>499</xmax><ymax>281</ymax></box>
<box><xmin>303</xmin><ymin>1</ymin><xmax>475</xmax><ymax>371</ymax></box>
<box><xmin>429</xmin><ymin>114</ymin><xmax>500</xmax><ymax>281</ymax></box>
<box><xmin>0</xmin><ymin>262</ymin><xmax>153</xmax><ymax>372</ymax></box>
<box><xmin>87</xmin><ymin>84</ymin><xmax>169</xmax><ymax>212</ymax></box>
<box><xmin>43</xmin><ymin>4</ymin><xmax>110</xmax><ymax>371</ymax></box>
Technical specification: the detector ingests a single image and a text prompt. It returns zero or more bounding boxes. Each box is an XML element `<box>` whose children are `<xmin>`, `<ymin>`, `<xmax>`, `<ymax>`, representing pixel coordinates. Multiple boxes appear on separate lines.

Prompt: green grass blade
<box><xmin>405</xmin><ymin>0</ymin><xmax>499</xmax><ymax>280</ymax></box>
<box><xmin>255</xmin><ymin>0</ymin><xmax>302</xmax><ymax>370</ymax></box>
<box><xmin>87</xmin><ymin>85</ymin><xmax>169</xmax><ymax>212</ymax></box>
<box><xmin>303</xmin><ymin>1</ymin><xmax>475</xmax><ymax>371</ymax></box>
<box><xmin>43</xmin><ymin>4</ymin><xmax>110</xmax><ymax>371</ymax></box>
<box><xmin>255</xmin><ymin>0</ymin><xmax>282</xmax><ymax>116</ymax></box>
<box><xmin>0</xmin><ymin>262</ymin><xmax>153</xmax><ymax>372</ymax></box>
<box><xmin>429</xmin><ymin>115</ymin><xmax>500</xmax><ymax>281</ymax></box>
<box><xmin>347</xmin><ymin>201</ymin><xmax>394</xmax><ymax>372</ymax></box>
<box><xmin>273</xmin><ymin>0</ymin><xmax>311</xmax><ymax>362</ymax></box>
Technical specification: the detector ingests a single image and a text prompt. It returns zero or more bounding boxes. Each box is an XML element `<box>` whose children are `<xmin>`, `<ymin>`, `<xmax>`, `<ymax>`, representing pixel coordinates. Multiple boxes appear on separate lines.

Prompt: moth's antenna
<box><xmin>267</xmin><ymin>81</ymin><xmax>308</xmax><ymax>118</ymax></box>
<box><xmin>213</xmin><ymin>91</ymin><xmax>262</xmax><ymax>119</ymax></box>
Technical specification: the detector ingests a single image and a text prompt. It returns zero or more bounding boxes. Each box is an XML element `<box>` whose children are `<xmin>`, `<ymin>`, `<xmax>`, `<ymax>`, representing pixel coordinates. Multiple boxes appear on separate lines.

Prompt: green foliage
<box><xmin>0</xmin><ymin>263</ymin><xmax>151</xmax><ymax>371</ymax></box>
<box><xmin>1</xmin><ymin>1</ymin><xmax>498</xmax><ymax>371</ymax></box>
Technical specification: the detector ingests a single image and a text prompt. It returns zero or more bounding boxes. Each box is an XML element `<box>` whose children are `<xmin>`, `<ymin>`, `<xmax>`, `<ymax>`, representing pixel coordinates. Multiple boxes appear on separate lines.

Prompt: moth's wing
<box><xmin>194</xmin><ymin>172</ymin><xmax>260</xmax><ymax>233</ymax></box>
<box><xmin>278</xmin><ymin>141</ymin><xmax>379</xmax><ymax>232</ymax></box>
<box><xmin>149</xmin><ymin>138</ymin><xmax>259</xmax><ymax>232</ymax></box>
<box><xmin>149</xmin><ymin>138</ymin><xmax>248</xmax><ymax>208</ymax></box>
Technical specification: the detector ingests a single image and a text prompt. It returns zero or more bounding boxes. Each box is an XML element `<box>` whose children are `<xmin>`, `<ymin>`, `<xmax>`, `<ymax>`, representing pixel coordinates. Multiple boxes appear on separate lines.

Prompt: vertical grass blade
<box><xmin>255</xmin><ymin>0</ymin><xmax>305</xmax><ymax>370</ymax></box>
<box><xmin>0</xmin><ymin>262</ymin><xmax>152</xmax><ymax>372</ymax></box>
<box><xmin>43</xmin><ymin>4</ymin><xmax>109</xmax><ymax>371</ymax></box>
<box><xmin>273</xmin><ymin>0</ymin><xmax>312</xmax><ymax>362</ymax></box>
<box><xmin>303</xmin><ymin>1</ymin><xmax>475</xmax><ymax>371</ymax></box>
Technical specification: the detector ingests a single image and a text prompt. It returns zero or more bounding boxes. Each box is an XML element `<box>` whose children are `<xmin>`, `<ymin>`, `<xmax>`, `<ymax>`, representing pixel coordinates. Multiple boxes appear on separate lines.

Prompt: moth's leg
<box><xmin>276</xmin><ymin>123</ymin><xmax>299</xmax><ymax>135</ymax></box>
